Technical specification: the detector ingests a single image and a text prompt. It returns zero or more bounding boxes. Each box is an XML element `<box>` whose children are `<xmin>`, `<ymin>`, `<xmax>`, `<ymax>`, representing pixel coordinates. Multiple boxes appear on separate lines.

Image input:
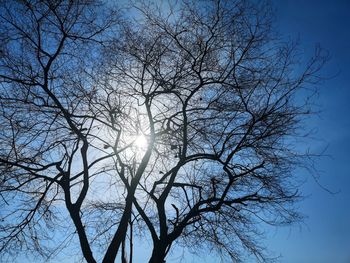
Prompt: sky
<box><xmin>2</xmin><ymin>1</ymin><xmax>350</xmax><ymax>263</ymax></box>
<box><xmin>146</xmin><ymin>1</ymin><xmax>350</xmax><ymax>262</ymax></box>
<box><xmin>262</xmin><ymin>1</ymin><xmax>350</xmax><ymax>262</ymax></box>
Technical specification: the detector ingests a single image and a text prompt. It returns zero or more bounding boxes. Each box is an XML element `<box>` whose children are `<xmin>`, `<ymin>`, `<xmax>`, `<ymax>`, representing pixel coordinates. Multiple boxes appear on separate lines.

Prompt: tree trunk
<box><xmin>148</xmin><ymin>242</ymin><xmax>167</xmax><ymax>263</ymax></box>
<box><xmin>102</xmin><ymin>198</ymin><xmax>132</xmax><ymax>263</ymax></box>
<box><xmin>69</xmin><ymin>208</ymin><xmax>96</xmax><ymax>263</ymax></box>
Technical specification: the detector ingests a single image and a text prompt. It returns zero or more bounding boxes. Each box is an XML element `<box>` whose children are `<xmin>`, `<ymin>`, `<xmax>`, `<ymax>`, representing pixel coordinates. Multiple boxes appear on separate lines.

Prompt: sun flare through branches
<box><xmin>134</xmin><ymin>134</ymin><xmax>148</xmax><ymax>150</ymax></box>
<box><xmin>0</xmin><ymin>1</ymin><xmax>329</xmax><ymax>263</ymax></box>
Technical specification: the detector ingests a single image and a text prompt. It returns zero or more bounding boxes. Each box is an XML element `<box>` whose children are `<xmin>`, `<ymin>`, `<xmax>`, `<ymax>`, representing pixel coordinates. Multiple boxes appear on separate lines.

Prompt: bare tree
<box><xmin>0</xmin><ymin>0</ymin><xmax>327</xmax><ymax>262</ymax></box>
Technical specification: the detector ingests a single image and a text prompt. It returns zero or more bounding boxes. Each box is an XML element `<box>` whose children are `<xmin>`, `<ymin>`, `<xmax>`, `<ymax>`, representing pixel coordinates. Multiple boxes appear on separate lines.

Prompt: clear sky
<box><xmin>61</xmin><ymin>2</ymin><xmax>350</xmax><ymax>262</ymax></box>
<box><xmin>262</xmin><ymin>1</ymin><xmax>350</xmax><ymax>262</ymax></box>
<box><xmin>155</xmin><ymin>1</ymin><xmax>350</xmax><ymax>262</ymax></box>
<box><xmin>4</xmin><ymin>1</ymin><xmax>349</xmax><ymax>263</ymax></box>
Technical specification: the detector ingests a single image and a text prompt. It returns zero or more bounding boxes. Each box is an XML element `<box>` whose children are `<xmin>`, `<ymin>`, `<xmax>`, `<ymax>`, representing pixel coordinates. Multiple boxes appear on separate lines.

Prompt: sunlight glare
<box><xmin>134</xmin><ymin>134</ymin><xmax>148</xmax><ymax>149</ymax></box>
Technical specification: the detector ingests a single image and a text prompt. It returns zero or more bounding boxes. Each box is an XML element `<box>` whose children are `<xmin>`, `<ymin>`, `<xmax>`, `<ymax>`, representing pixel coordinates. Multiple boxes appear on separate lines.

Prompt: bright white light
<box><xmin>134</xmin><ymin>134</ymin><xmax>148</xmax><ymax>149</ymax></box>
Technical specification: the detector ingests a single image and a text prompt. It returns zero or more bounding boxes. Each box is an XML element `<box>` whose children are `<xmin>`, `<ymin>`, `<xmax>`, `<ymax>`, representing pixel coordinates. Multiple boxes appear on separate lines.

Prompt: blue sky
<box><xmin>67</xmin><ymin>2</ymin><xmax>350</xmax><ymax>262</ymax></box>
<box><xmin>263</xmin><ymin>1</ymin><xmax>350</xmax><ymax>262</ymax></box>
<box><xmin>4</xmin><ymin>1</ymin><xmax>350</xmax><ymax>262</ymax></box>
<box><xmin>155</xmin><ymin>2</ymin><xmax>350</xmax><ymax>262</ymax></box>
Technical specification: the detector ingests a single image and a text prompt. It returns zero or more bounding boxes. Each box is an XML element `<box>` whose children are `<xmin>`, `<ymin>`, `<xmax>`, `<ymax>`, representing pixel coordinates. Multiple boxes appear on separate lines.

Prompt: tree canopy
<box><xmin>0</xmin><ymin>1</ymin><xmax>327</xmax><ymax>262</ymax></box>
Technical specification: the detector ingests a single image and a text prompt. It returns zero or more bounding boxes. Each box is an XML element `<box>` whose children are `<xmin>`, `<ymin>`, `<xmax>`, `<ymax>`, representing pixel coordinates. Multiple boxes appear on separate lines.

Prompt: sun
<box><xmin>134</xmin><ymin>134</ymin><xmax>148</xmax><ymax>149</ymax></box>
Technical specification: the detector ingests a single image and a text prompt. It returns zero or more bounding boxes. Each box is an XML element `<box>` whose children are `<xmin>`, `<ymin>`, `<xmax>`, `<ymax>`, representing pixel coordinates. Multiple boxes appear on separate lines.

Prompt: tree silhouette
<box><xmin>0</xmin><ymin>1</ymin><xmax>327</xmax><ymax>262</ymax></box>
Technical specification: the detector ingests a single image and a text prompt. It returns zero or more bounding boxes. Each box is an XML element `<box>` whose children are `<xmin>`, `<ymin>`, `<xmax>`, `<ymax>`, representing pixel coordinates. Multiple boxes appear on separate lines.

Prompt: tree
<box><xmin>0</xmin><ymin>0</ymin><xmax>327</xmax><ymax>262</ymax></box>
